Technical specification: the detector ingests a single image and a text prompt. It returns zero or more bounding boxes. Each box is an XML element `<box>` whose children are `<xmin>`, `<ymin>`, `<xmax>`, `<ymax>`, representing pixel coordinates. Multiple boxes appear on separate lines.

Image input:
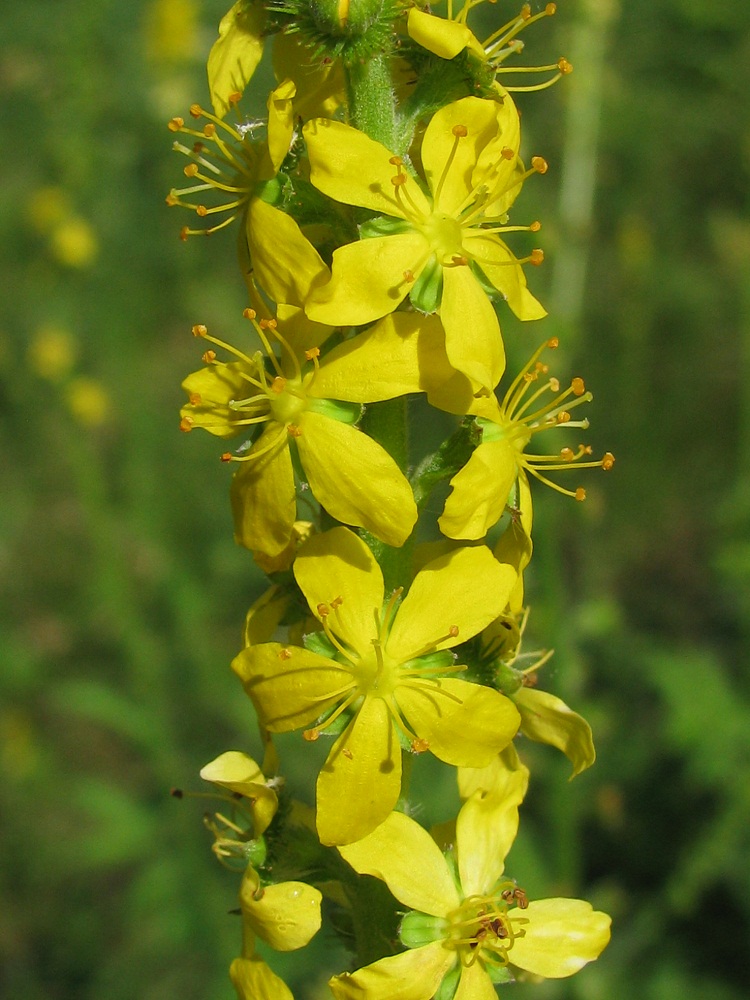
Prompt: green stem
<box><xmin>346</xmin><ymin>52</ymin><xmax>398</xmax><ymax>149</ymax></box>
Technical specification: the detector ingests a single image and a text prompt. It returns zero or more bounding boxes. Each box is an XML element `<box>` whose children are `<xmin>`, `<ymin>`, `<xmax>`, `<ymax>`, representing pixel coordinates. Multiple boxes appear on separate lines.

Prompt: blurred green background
<box><xmin>2</xmin><ymin>0</ymin><xmax>749</xmax><ymax>997</ymax></box>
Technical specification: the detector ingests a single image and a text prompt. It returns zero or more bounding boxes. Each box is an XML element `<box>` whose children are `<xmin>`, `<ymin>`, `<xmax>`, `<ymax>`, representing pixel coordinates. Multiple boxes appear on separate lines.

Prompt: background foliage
<box><xmin>1</xmin><ymin>0</ymin><xmax>749</xmax><ymax>998</ymax></box>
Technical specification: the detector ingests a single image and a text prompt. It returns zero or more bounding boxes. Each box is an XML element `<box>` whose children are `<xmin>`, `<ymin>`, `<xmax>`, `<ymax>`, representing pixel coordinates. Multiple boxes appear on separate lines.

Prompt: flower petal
<box><xmin>513</xmin><ymin>687</ymin><xmax>596</xmax><ymax>777</ymax></box>
<box><xmin>494</xmin><ymin>470</ymin><xmax>533</xmax><ymax>613</ymax></box>
<box><xmin>407</xmin><ymin>9</ymin><xmax>478</xmax><ymax>60</ymax></box>
<box><xmin>232</xmin><ymin>642</ymin><xmax>351</xmax><ymax>732</ymax></box>
<box><xmin>266</xmin><ymin>78</ymin><xmax>296</xmax><ymax>174</ymax></box>
<box><xmin>297</xmin><ymin>412</ymin><xmax>417</xmax><ymax>548</ymax></box>
<box><xmin>422</xmin><ymin>98</ymin><xmax>505</xmax><ymax>217</ymax></box>
<box><xmin>464</xmin><ymin>233</ymin><xmax>547</xmax><ymax>321</ymax></box>
<box><xmin>243</xmin><ymin>585</ymin><xmax>290</xmax><ymax>645</ymax></box>
<box><xmin>329</xmin><ymin>942</ymin><xmax>456</xmax><ymax>1000</ymax></box>
<box><xmin>396</xmin><ymin>679</ymin><xmax>520</xmax><ymax>767</ymax></box>
<box><xmin>507</xmin><ymin>899</ymin><xmax>611</xmax><ymax>978</ymax></box>
<box><xmin>230</xmin><ymin>955</ymin><xmax>294</xmax><ymax>1000</ymax></box>
<box><xmin>230</xmin><ymin>426</ymin><xmax>296</xmax><ymax>556</ymax></box>
<box><xmin>455</xmin><ymin>769</ymin><xmax>528</xmax><ymax>896</ymax></box>
<box><xmin>272</xmin><ymin>32</ymin><xmax>345</xmax><ymax>120</ymax></box>
<box><xmin>440</xmin><ymin>265</ymin><xmax>505</xmax><ymax>391</ymax></box>
<box><xmin>339</xmin><ymin>810</ymin><xmax>460</xmax><ymax>916</ymax></box>
<box><xmin>304</xmin><ymin>118</ymin><xmax>430</xmax><ymax>218</ymax></box>
<box><xmin>388</xmin><ymin>545</ymin><xmax>517</xmax><ymax>660</ymax></box>
<box><xmin>240</xmin><ymin>874</ymin><xmax>322</xmax><ymax>951</ymax></box>
<box><xmin>247</xmin><ymin>199</ymin><xmax>330</xmax><ymax>307</ymax></box>
<box><xmin>457</xmin><ymin>743</ymin><xmax>529</xmax><ymax>801</ymax></box>
<box><xmin>200</xmin><ymin>751</ymin><xmax>278</xmax><ymax>836</ymax></box>
<box><xmin>181</xmin><ymin>362</ymin><xmax>254</xmax><ymax>439</ymax></box>
<box><xmin>293</xmin><ymin>527</ymin><xmax>384</xmax><ymax>653</ymax></box>
<box><xmin>439</xmin><ymin>439</ymin><xmax>517</xmax><ymax>540</ymax></box>
<box><xmin>316</xmin><ymin>696</ymin><xmax>401</xmax><ymax>846</ymax></box>
<box><xmin>314</xmin><ymin>313</ymin><xmax>440</xmax><ymax>403</ymax></box>
<box><xmin>306</xmin><ymin>234</ymin><xmax>428</xmax><ymax>327</ymax></box>
<box><xmin>454</xmin><ymin>959</ymin><xmax>498</xmax><ymax>1000</ymax></box>
<box><xmin>207</xmin><ymin>1</ymin><xmax>266</xmax><ymax>118</ymax></box>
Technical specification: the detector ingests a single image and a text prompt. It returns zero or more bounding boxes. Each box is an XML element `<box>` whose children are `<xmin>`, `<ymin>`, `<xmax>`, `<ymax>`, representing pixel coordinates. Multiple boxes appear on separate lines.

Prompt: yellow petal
<box><xmin>455</xmin><ymin>771</ymin><xmax>528</xmax><ymax>896</ymax></box>
<box><xmin>330</xmin><ymin>942</ymin><xmax>456</xmax><ymax>1000</ymax></box>
<box><xmin>304</xmin><ymin>118</ymin><xmax>430</xmax><ymax>218</ymax></box>
<box><xmin>457</xmin><ymin>743</ymin><xmax>529</xmax><ymax>801</ymax></box>
<box><xmin>314</xmin><ymin>313</ymin><xmax>437</xmax><ymax>403</ymax></box>
<box><xmin>200</xmin><ymin>751</ymin><xmax>277</xmax><ymax>834</ymax></box>
<box><xmin>247</xmin><ymin>199</ymin><xmax>330</xmax><ymax>307</ymax></box>
<box><xmin>230</xmin><ymin>426</ymin><xmax>296</xmax><ymax>556</ymax></box>
<box><xmin>339</xmin><ymin>810</ymin><xmax>460</xmax><ymax>916</ymax></box>
<box><xmin>513</xmin><ymin>687</ymin><xmax>596</xmax><ymax>777</ymax></box>
<box><xmin>407</xmin><ymin>9</ymin><xmax>476</xmax><ymax>60</ymax></box>
<box><xmin>439</xmin><ymin>439</ymin><xmax>517</xmax><ymax>540</ymax></box>
<box><xmin>494</xmin><ymin>471</ymin><xmax>533</xmax><ymax>613</ymax></box>
<box><xmin>266</xmin><ymin>78</ymin><xmax>296</xmax><ymax>174</ymax></box>
<box><xmin>272</xmin><ymin>32</ymin><xmax>345</xmax><ymax>119</ymax></box>
<box><xmin>243</xmin><ymin>585</ymin><xmax>290</xmax><ymax>646</ymax></box>
<box><xmin>440</xmin><ymin>265</ymin><xmax>505</xmax><ymax>391</ymax></box>
<box><xmin>232</xmin><ymin>642</ymin><xmax>351</xmax><ymax>732</ymax></box>
<box><xmin>293</xmin><ymin>527</ymin><xmax>384</xmax><ymax>653</ymax></box>
<box><xmin>422</xmin><ymin>98</ymin><xmax>505</xmax><ymax>217</ymax></box>
<box><xmin>454</xmin><ymin>959</ymin><xmax>498</xmax><ymax>1000</ymax></box>
<box><xmin>207</xmin><ymin>1</ymin><xmax>266</xmax><ymax>118</ymax></box>
<box><xmin>240</xmin><ymin>874</ymin><xmax>322</xmax><ymax>951</ymax></box>
<box><xmin>396</xmin><ymin>679</ymin><xmax>519</xmax><ymax>767</ymax></box>
<box><xmin>306</xmin><ymin>234</ymin><xmax>428</xmax><ymax>327</ymax></box>
<box><xmin>296</xmin><ymin>412</ymin><xmax>417</xmax><ymax>547</ymax></box>
<box><xmin>276</xmin><ymin>303</ymin><xmax>333</xmax><ymax>355</ymax></box>
<box><xmin>507</xmin><ymin>899</ymin><xmax>611</xmax><ymax>978</ymax></box>
<box><xmin>388</xmin><ymin>545</ymin><xmax>517</xmax><ymax>660</ymax></box>
<box><xmin>464</xmin><ymin>233</ymin><xmax>547</xmax><ymax>321</ymax></box>
<box><xmin>316</xmin><ymin>696</ymin><xmax>402</xmax><ymax>846</ymax></box>
<box><xmin>181</xmin><ymin>362</ymin><xmax>252</xmax><ymax>439</ymax></box>
<box><xmin>230</xmin><ymin>955</ymin><xmax>294</xmax><ymax>1000</ymax></box>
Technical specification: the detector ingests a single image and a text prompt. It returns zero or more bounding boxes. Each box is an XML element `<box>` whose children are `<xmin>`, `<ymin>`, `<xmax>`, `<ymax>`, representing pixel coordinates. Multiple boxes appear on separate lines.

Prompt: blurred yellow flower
<box><xmin>27</xmin><ymin>325</ymin><xmax>77</xmax><ymax>382</ymax></box>
<box><xmin>145</xmin><ymin>0</ymin><xmax>199</xmax><ymax>64</ymax></box>
<box><xmin>50</xmin><ymin>217</ymin><xmax>99</xmax><ymax>268</ymax></box>
<box><xmin>66</xmin><ymin>377</ymin><xmax>111</xmax><ymax>427</ymax></box>
<box><xmin>27</xmin><ymin>186</ymin><xmax>71</xmax><ymax>234</ymax></box>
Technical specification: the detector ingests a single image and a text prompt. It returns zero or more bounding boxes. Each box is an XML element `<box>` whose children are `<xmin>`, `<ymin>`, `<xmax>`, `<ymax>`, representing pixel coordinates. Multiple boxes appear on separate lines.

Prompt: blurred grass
<box><xmin>1</xmin><ymin>0</ymin><xmax>749</xmax><ymax>998</ymax></box>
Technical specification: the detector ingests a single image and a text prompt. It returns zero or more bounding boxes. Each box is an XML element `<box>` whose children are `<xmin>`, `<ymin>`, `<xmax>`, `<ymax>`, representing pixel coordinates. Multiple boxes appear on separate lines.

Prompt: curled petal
<box><xmin>330</xmin><ymin>942</ymin><xmax>456</xmax><ymax>1000</ymax></box>
<box><xmin>208</xmin><ymin>1</ymin><xmax>265</xmax><ymax>117</ymax></box>
<box><xmin>240</xmin><ymin>874</ymin><xmax>322</xmax><ymax>951</ymax></box>
<box><xmin>507</xmin><ymin>899</ymin><xmax>611</xmax><ymax>978</ymax></box>
<box><xmin>513</xmin><ymin>687</ymin><xmax>596</xmax><ymax>777</ymax></box>
<box><xmin>230</xmin><ymin>427</ymin><xmax>295</xmax><ymax>557</ymax></box>
<box><xmin>439</xmin><ymin>439</ymin><xmax>517</xmax><ymax>540</ymax></box>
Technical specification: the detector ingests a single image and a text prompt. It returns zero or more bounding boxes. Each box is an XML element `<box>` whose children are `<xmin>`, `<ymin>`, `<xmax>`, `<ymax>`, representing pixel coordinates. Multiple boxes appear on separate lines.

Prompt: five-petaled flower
<box><xmin>302</xmin><ymin>95</ymin><xmax>546</xmax><ymax>391</ymax></box>
<box><xmin>232</xmin><ymin>527</ymin><xmax>521</xmax><ymax>845</ymax></box>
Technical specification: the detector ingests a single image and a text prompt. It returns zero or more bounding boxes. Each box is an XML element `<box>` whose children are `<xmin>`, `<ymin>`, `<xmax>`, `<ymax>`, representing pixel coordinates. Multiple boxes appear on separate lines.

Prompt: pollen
<box><xmin>531</xmin><ymin>156</ymin><xmax>548</xmax><ymax>174</ymax></box>
<box><xmin>575</xmin><ymin>487</ymin><xmax>586</xmax><ymax>501</ymax></box>
<box><xmin>452</xmin><ymin>124</ymin><xmax>468</xmax><ymax>138</ymax></box>
<box><xmin>571</xmin><ymin>377</ymin><xmax>585</xmax><ymax>395</ymax></box>
<box><xmin>279</xmin><ymin>648</ymin><xmax>292</xmax><ymax>660</ymax></box>
<box><xmin>602</xmin><ymin>452</ymin><xmax>616</xmax><ymax>470</ymax></box>
<box><xmin>180</xmin><ymin>416</ymin><xmax>194</xmax><ymax>432</ymax></box>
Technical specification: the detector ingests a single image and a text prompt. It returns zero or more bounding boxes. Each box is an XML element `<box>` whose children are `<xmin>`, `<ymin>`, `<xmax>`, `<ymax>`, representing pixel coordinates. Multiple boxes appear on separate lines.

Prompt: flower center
<box><xmin>445</xmin><ymin>886</ymin><xmax>529</xmax><ymax>969</ymax></box>
<box><xmin>420</xmin><ymin>212</ymin><xmax>465</xmax><ymax>262</ymax></box>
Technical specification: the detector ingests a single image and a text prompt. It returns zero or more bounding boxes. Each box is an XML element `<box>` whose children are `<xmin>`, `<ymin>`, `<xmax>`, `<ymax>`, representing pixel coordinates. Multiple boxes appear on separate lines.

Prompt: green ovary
<box><xmin>421</xmin><ymin>212</ymin><xmax>464</xmax><ymax>262</ymax></box>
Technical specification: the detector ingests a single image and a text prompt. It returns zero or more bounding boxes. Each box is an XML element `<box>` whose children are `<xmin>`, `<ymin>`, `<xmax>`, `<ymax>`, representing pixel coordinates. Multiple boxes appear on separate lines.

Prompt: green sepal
<box><xmin>486</xmin><ymin>963</ymin><xmax>515</xmax><ymax>985</ymax></box>
<box><xmin>255</xmin><ymin>176</ymin><xmax>284</xmax><ymax>206</ymax></box>
<box><xmin>302</xmin><ymin>630</ymin><xmax>337</xmax><ymax>658</ymax></box>
<box><xmin>359</xmin><ymin>215</ymin><xmax>412</xmax><ymax>239</ymax></box>
<box><xmin>433</xmin><ymin>959</ymin><xmax>461</xmax><ymax>1000</ymax></box>
<box><xmin>493</xmin><ymin>661</ymin><xmax>524</xmax><ymax>696</ymax></box>
<box><xmin>244</xmin><ymin>835</ymin><xmax>268</xmax><ymax>869</ymax></box>
<box><xmin>400</xmin><ymin>650</ymin><xmax>457</xmax><ymax>679</ymax></box>
<box><xmin>398</xmin><ymin>911</ymin><xmax>448</xmax><ymax>949</ymax></box>
<box><xmin>409</xmin><ymin>254</ymin><xmax>443</xmax><ymax>313</ymax></box>
<box><xmin>410</xmin><ymin>418</ymin><xmax>483</xmax><ymax>511</ymax></box>
<box><xmin>307</xmin><ymin>397</ymin><xmax>363</xmax><ymax>424</ymax></box>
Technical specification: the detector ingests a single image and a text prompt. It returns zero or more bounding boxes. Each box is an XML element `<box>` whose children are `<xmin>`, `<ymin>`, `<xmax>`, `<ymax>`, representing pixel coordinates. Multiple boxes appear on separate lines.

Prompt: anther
<box><xmin>549</xmin><ymin>377</ymin><xmax>560</xmax><ymax>391</ymax></box>
<box><xmin>271</xmin><ymin>376</ymin><xmax>286</xmax><ymax>394</ymax></box>
<box><xmin>575</xmin><ymin>487</ymin><xmax>586</xmax><ymax>501</ymax></box>
<box><xmin>183</xmin><ymin>163</ymin><xmax>199</xmax><ymax>178</ymax></box>
<box><xmin>243</xmin><ymin>308</ymin><xmax>256</xmax><ymax>320</ymax></box>
<box><xmin>171</xmin><ymin>787</ymin><xmax>184</xmax><ymax>798</ymax></box>
<box><xmin>560</xmin><ymin>447</ymin><xmax>575</xmax><ymax>461</ymax></box>
<box><xmin>259</xmin><ymin>317</ymin><xmax>277</xmax><ymax>330</ymax></box>
<box><xmin>403</xmin><ymin>269</ymin><xmax>415</xmax><ymax>283</ymax></box>
<box><xmin>228</xmin><ymin>91</ymin><xmax>242</xmax><ymax>106</ymax></box>
<box><xmin>331</xmin><ymin>596</ymin><xmax>344</xmax><ymax>610</ymax></box>
<box><xmin>180</xmin><ymin>417</ymin><xmax>194</xmax><ymax>432</ymax></box>
<box><xmin>547</xmin><ymin>337</ymin><xmax>559</xmax><ymax>348</ymax></box>
<box><xmin>305</xmin><ymin>347</ymin><xmax>320</xmax><ymax>360</ymax></box>
<box><xmin>501</xmin><ymin>146</ymin><xmax>515</xmax><ymax>160</ymax></box>
<box><xmin>188</xmin><ymin>393</ymin><xmax>202</xmax><ymax>405</ymax></box>
<box><xmin>287</xmin><ymin>424</ymin><xmax>302</xmax><ymax>438</ymax></box>
<box><xmin>279</xmin><ymin>648</ymin><xmax>292</xmax><ymax>660</ymax></box>
<box><xmin>196</xmin><ymin>205</ymin><xmax>208</xmax><ymax>217</ymax></box>
<box><xmin>391</xmin><ymin>173</ymin><xmax>407</xmax><ymax>187</ymax></box>
<box><xmin>545</xmin><ymin>2</ymin><xmax>557</xmax><ymax>13</ymax></box>
<box><xmin>602</xmin><ymin>452</ymin><xmax>615</xmax><ymax>470</ymax></box>
<box><xmin>531</xmin><ymin>156</ymin><xmax>548</xmax><ymax>174</ymax></box>
<box><xmin>558</xmin><ymin>57</ymin><xmax>573</xmax><ymax>74</ymax></box>
<box><xmin>165</xmin><ymin>193</ymin><xmax>178</xmax><ymax>206</ymax></box>
<box><xmin>220</xmin><ymin>452</ymin><xmax>233</xmax><ymax>462</ymax></box>
<box><xmin>192</xmin><ymin>324</ymin><xmax>208</xmax><ymax>337</ymax></box>
<box><xmin>448</xmin><ymin>625</ymin><xmax>459</xmax><ymax>638</ymax></box>
<box><xmin>317</xmin><ymin>603</ymin><xmax>330</xmax><ymax>618</ymax></box>
<box><xmin>179</xmin><ymin>226</ymin><xmax>190</xmax><ymax>241</ymax></box>
<box><xmin>202</xmin><ymin>350</ymin><xmax>217</xmax><ymax>364</ymax></box>
<box><xmin>168</xmin><ymin>117</ymin><xmax>184</xmax><ymax>131</ymax></box>
<box><xmin>203</xmin><ymin>123</ymin><xmax>216</xmax><ymax>137</ymax></box>
<box><xmin>521</xmin><ymin>3</ymin><xmax>531</xmax><ymax>19</ymax></box>
<box><xmin>190</xmin><ymin>103</ymin><xmax>203</xmax><ymax>118</ymax></box>
<box><xmin>571</xmin><ymin>377</ymin><xmax>585</xmax><ymax>395</ymax></box>
<box><xmin>342</xmin><ymin>748</ymin><xmax>354</xmax><ymax>760</ymax></box>
<box><xmin>530</xmin><ymin>249</ymin><xmax>544</xmax><ymax>265</ymax></box>
<box><xmin>452</xmin><ymin>124</ymin><xmax>468</xmax><ymax>138</ymax></box>
<box><xmin>389</xmin><ymin>155</ymin><xmax>403</xmax><ymax>166</ymax></box>
<box><xmin>530</xmin><ymin>220</ymin><xmax>542</xmax><ymax>232</ymax></box>
<box><xmin>556</xmin><ymin>411</ymin><xmax>571</xmax><ymax>423</ymax></box>
<box><xmin>451</xmin><ymin>255</ymin><xmax>469</xmax><ymax>266</ymax></box>
<box><xmin>411</xmin><ymin>738</ymin><xmax>430</xmax><ymax>753</ymax></box>
<box><xmin>303</xmin><ymin>728</ymin><xmax>320</xmax><ymax>742</ymax></box>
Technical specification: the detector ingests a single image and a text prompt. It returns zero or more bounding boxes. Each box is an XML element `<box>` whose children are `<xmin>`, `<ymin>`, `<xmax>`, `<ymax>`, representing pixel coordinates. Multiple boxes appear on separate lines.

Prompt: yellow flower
<box><xmin>27</xmin><ymin>325</ymin><xmax>77</xmax><ymax>382</ymax></box>
<box><xmin>232</xmin><ymin>526</ymin><xmax>521</xmax><ymax>845</ymax></box>
<box><xmin>439</xmin><ymin>338</ymin><xmax>615</xmax><ymax>541</ymax></box>
<box><xmin>65</xmin><ymin>377</ymin><xmax>111</xmax><ymax>427</ymax></box>
<box><xmin>303</xmin><ymin>95</ymin><xmax>546</xmax><ymax>390</ymax></box>
<box><xmin>479</xmin><ymin>610</ymin><xmax>596</xmax><ymax>777</ymax></box>
<box><xmin>408</xmin><ymin>1</ymin><xmax>572</xmax><ymax>90</ymax></box>
<box><xmin>332</xmin><ymin>788</ymin><xmax>610</xmax><ymax>999</ymax></box>
<box><xmin>166</xmin><ymin>79</ymin><xmax>296</xmax><ymax>239</ymax></box>
<box><xmin>180</xmin><ymin>309</ymin><xmax>421</xmax><ymax>554</ymax></box>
